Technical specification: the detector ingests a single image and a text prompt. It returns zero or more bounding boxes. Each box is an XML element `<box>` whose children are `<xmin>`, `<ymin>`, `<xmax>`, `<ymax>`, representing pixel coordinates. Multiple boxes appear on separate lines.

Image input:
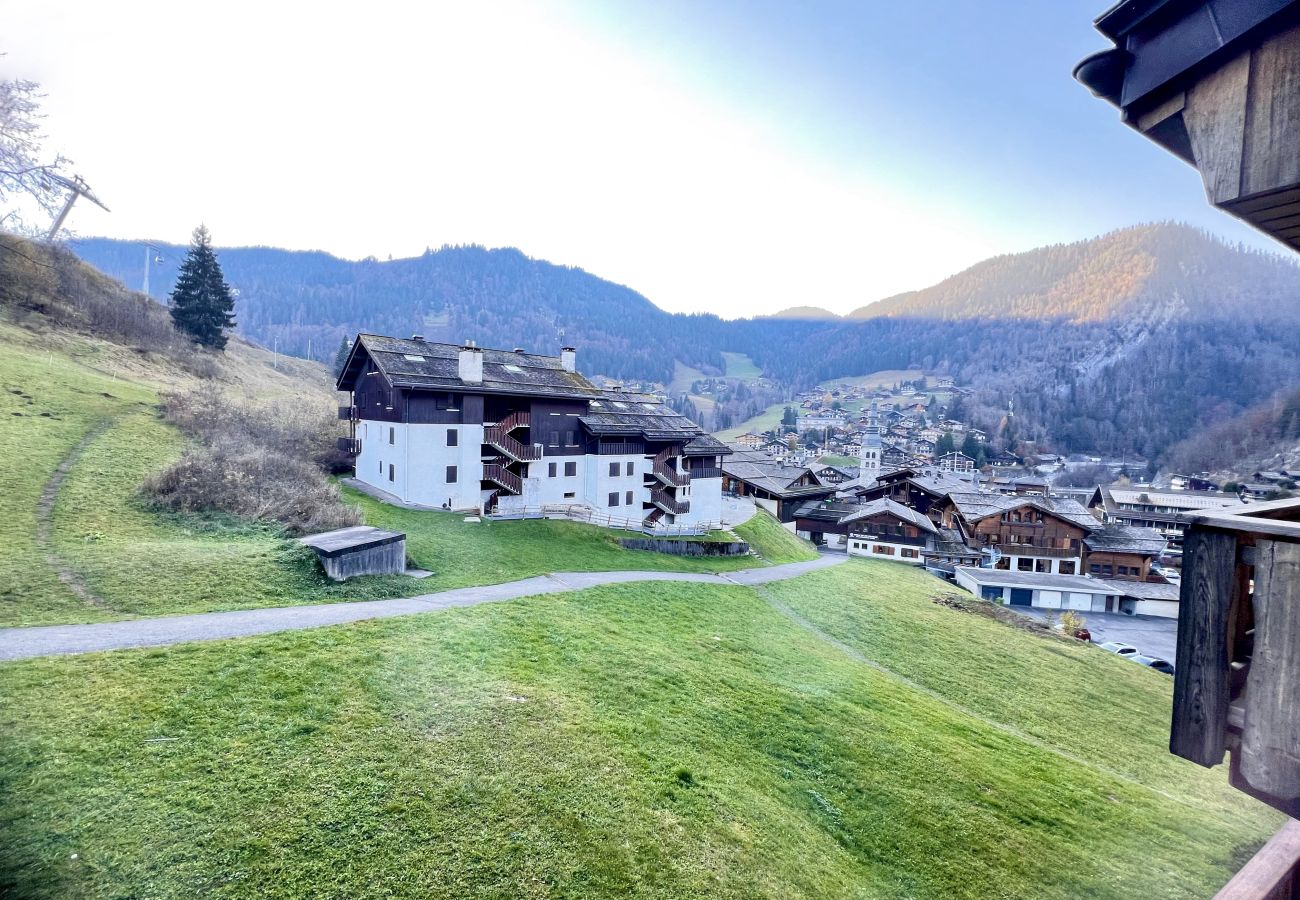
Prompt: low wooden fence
<box><xmin>487</xmin><ymin>504</ymin><xmax>722</xmax><ymax>537</ymax></box>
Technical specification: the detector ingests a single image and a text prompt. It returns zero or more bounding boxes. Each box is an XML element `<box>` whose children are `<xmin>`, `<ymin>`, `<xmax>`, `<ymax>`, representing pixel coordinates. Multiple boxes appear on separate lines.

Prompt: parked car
<box><xmin>1099</xmin><ymin>642</ymin><xmax>1139</xmax><ymax>656</ymax></box>
<box><xmin>1131</xmin><ymin>655</ymin><xmax>1175</xmax><ymax>676</ymax></box>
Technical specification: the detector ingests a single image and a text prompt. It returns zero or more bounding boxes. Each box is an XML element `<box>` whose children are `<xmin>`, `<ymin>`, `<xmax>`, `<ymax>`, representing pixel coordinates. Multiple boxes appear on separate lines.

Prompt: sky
<box><xmin>2</xmin><ymin>0</ymin><xmax>1278</xmax><ymax>317</ymax></box>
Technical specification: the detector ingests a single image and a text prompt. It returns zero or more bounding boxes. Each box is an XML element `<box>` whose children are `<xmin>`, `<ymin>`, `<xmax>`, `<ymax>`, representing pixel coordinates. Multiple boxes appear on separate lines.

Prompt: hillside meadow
<box><xmin>0</xmin><ymin>559</ymin><xmax>1280</xmax><ymax>898</ymax></box>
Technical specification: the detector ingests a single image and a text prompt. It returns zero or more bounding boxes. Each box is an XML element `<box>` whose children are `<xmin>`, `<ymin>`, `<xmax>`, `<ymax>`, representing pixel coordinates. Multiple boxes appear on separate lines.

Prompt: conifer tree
<box><xmin>333</xmin><ymin>336</ymin><xmax>352</xmax><ymax>374</ymax></box>
<box><xmin>170</xmin><ymin>225</ymin><xmax>235</xmax><ymax>350</ymax></box>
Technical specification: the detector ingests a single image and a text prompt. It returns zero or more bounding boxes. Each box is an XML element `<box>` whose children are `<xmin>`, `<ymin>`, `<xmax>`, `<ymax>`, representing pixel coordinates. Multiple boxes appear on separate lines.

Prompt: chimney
<box><xmin>411</xmin><ymin>334</ymin><xmax>425</xmax><ymax>342</ymax></box>
<box><xmin>560</xmin><ymin>346</ymin><xmax>576</xmax><ymax>373</ymax></box>
<box><xmin>458</xmin><ymin>340</ymin><xmax>483</xmax><ymax>384</ymax></box>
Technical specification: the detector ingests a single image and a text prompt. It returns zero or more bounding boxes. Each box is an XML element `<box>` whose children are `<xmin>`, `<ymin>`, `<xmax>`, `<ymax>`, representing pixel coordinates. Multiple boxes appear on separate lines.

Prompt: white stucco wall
<box><xmin>677</xmin><ymin>476</ymin><xmax>722</xmax><ymax>527</ymax></box>
<box><xmin>354</xmin><ymin>419</ymin><xmax>482</xmax><ymax>510</ymax></box>
<box><xmin>847</xmin><ymin>535</ymin><xmax>924</xmax><ymax>564</ymax></box>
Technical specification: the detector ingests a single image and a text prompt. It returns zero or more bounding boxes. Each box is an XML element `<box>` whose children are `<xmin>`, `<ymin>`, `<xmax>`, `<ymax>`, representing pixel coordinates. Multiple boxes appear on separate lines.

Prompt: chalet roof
<box><xmin>339</xmin><ymin>334</ymin><xmax>604</xmax><ymax>399</ymax></box>
<box><xmin>722</xmin><ymin>448</ymin><xmax>829</xmax><ymax>498</ymax></box>
<box><xmin>791</xmin><ymin>500</ymin><xmax>863</xmax><ymax>523</ymax></box>
<box><xmin>841</xmin><ymin>499</ymin><xmax>939</xmax><ymax>534</ymax></box>
<box><xmin>1091</xmin><ymin>484</ymin><xmax>1248</xmax><ymax>513</ymax></box>
<box><xmin>580</xmin><ymin>390</ymin><xmax>711</xmax><ymax>443</ymax></box>
<box><xmin>929</xmin><ymin>527</ymin><xmax>978</xmax><ymax>557</ymax></box>
<box><xmin>1084</xmin><ymin>524</ymin><xmax>1167</xmax><ymax>555</ymax></box>
<box><xmin>683</xmin><ymin>434</ymin><xmax>732</xmax><ymax>457</ymax></box>
<box><xmin>946</xmin><ymin>492</ymin><xmax>1101</xmax><ymax>531</ymax></box>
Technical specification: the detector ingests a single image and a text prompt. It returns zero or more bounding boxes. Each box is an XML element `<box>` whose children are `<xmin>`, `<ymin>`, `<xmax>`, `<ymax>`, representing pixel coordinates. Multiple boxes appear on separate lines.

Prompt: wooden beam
<box><xmin>1239</xmin><ymin>540</ymin><xmax>1300</xmax><ymax>803</ymax></box>
<box><xmin>1242</xmin><ymin>22</ymin><xmax>1300</xmax><ymax>198</ymax></box>
<box><xmin>1213</xmin><ymin>819</ymin><xmax>1300</xmax><ymax>900</ymax></box>
<box><xmin>1172</xmin><ymin>527</ymin><xmax>1238</xmax><ymax>766</ymax></box>
<box><xmin>1185</xmin><ymin>52</ymin><xmax>1251</xmax><ymax>205</ymax></box>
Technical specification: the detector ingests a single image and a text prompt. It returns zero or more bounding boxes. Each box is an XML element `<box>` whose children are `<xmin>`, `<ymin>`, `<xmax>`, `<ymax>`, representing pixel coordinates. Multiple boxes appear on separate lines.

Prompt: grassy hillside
<box><xmin>0</xmin><ymin>242</ymin><xmax>784</xmax><ymax>626</ymax></box>
<box><xmin>0</xmin><ymin>560</ymin><xmax>1278</xmax><ymax>898</ymax></box>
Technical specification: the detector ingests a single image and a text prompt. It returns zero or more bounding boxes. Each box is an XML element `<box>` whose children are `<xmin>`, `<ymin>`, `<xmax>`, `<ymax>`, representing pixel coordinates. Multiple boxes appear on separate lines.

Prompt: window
<box><xmin>1018</xmin><ymin>558</ymin><xmax>1034</xmax><ymax>571</ymax></box>
<box><xmin>564</xmin><ymin>430</ymin><xmax>576</xmax><ymax>446</ymax></box>
<box><xmin>872</xmin><ymin>545</ymin><xmax>895</xmax><ymax>556</ymax></box>
<box><xmin>563</xmin><ymin>491</ymin><xmax>576</xmax><ymax>499</ymax></box>
<box><xmin>548</xmin><ymin>462</ymin><xmax>557</xmax><ymax>477</ymax></box>
<box><xmin>626</xmin><ymin>461</ymin><xmax>635</xmax><ymax>476</ymax></box>
<box><xmin>609</xmin><ymin>462</ymin><xmax>620</xmax><ymax>477</ymax></box>
<box><xmin>379</xmin><ymin>459</ymin><xmax>383</xmax><ymax>474</ymax></box>
<box><xmin>564</xmin><ymin>461</ymin><xmax>577</xmax><ymax>477</ymax></box>
<box><xmin>446</xmin><ymin>465</ymin><xmax>457</xmax><ymax>483</ymax></box>
<box><xmin>1116</xmin><ymin>565</ymin><xmax>1129</xmax><ymax>576</ymax></box>
<box><xmin>1101</xmin><ymin>565</ymin><xmax>1113</xmax><ymax>576</ymax></box>
<box><xmin>608</xmin><ymin>492</ymin><xmax>619</xmax><ymax>507</ymax></box>
<box><xmin>447</xmin><ymin>429</ymin><xmax>458</xmax><ymax>447</ymax></box>
<box><xmin>901</xmin><ymin>548</ymin><xmax>918</xmax><ymax>559</ymax></box>
<box><xmin>1059</xmin><ymin>561</ymin><xmax>1076</xmax><ymax>575</ymax></box>
<box><xmin>1035</xmin><ymin>559</ymin><xmax>1051</xmax><ymax>573</ymax></box>
<box><xmin>389</xmin><ymin>427</ymin><xmax>395</xmax><ymax>445</ymax></box>
<box><xmin>388</xmin><ymin>464</ymin><xmax>395</xmax><ymax>482</ymax></box>
<box><xmin>625</xmin><ymin>490</ymin><xmax>633</xmax><ymax>505</ymax></box>
<box><xmin>1089</xmin><ymin>564</ymin><xmax>1101</xmax><ymax>574</ymax></box>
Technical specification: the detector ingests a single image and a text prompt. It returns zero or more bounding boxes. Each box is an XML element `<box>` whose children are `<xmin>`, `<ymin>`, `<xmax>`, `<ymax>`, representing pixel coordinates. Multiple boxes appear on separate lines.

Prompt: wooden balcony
<box><xmin>1172</xmin><ymin>497</ymin><xmax>1300</xmax><ymax>821</ymax></box>
<box><xmin>337</xmin><ymin>405</ymin><xmax>357</xmax><ymax>421</ymax></box>
<box><xmin>336</xmin><ymin>437</ymin><xmax>361</xmax><ymax>455</ymax></box>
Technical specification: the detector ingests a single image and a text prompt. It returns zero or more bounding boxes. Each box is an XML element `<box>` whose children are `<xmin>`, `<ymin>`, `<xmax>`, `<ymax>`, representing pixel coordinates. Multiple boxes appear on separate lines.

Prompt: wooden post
<box><xmin>1240</xmin><ymin>540</ymin><xmax>1300</xmax><ymax>803</ymax></box>
<box><xmin>1171</xmin><ymin>527</ymin><xmax>1239</xmax><ymax>766</ymax></box>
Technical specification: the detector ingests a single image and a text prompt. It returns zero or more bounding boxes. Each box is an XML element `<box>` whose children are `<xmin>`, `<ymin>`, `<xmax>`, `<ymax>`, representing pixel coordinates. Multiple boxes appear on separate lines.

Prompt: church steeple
<box><xmin>860</xmin><ymin>400</ymin><xmax>882</xmax><ymax>480</ymax></box>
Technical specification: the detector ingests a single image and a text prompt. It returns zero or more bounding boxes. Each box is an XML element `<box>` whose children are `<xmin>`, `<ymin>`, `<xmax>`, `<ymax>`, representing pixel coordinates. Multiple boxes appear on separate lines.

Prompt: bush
<box><xmin>145</xmin><ymin>438</ymin><xmax>360</xmax><ymax>535</ymax></box>
<box><xmin>146</xmin><ymin>389</ymin><xmax>358</xmax><ymax>533</ymax></box>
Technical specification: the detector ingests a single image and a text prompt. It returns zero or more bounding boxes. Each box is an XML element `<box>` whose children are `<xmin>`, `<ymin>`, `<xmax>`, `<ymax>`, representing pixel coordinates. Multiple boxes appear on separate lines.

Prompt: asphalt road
<box><xmin>1014</xmin><ymin>607</ymin><xmax>1179</xmax><ymax>662</ymax></box>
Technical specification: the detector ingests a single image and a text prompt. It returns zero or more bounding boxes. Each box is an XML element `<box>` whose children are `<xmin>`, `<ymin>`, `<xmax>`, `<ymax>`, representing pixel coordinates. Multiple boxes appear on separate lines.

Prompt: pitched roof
<box><xmin>340</xmin><ymin>334</ymin><xmax>603</xmax><ymax>399</ymax></box>
<box><xmin>1084</xmin><ymin>525</ymin><xmax>1167</xmax><ymax>555</ymax></box>
<box><xmin>840</xmin><ymin>499</ymin><xmax>938</xmax><ymax>534</ymax></box>
<box><xmin>945</xmin><ymin>493</ymin><xmax>1101</xmax><ymax>531</ymax></box>
<box><xmin>580</xmin><ymin>390</ymin><xmax>709</xmax><ymax>442</ymax></box>
<box><xmin>722</xmin><ymin>448</ymin><xmax>831</xmax><ymax>498</ymax></box>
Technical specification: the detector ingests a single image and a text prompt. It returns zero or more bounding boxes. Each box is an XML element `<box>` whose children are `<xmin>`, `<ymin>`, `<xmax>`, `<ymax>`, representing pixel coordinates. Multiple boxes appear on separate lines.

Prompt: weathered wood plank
<box><xmin>1239</xmin><ymin>539</ymin><xmax>1300</xmax><ymax>803</ymax></box>
<box><xmin>1242</xmin><ymin>22</ymin><xmax>1300</xmax><ymax>198</ymax></box>
<box><xmin>1213</xmin><ymin>818</ymin><xmax>1300</xmax><ymax>900</ymax></box>
<box><xmin>1172</xmin><ymin>527</ymin><xmax>1238</xmax><ymax>766</ymax></box>
<box><xmin>1227</xmin><ymin>185</ymin><xmax>1300</xmax><ymax>216</ymax></box>
<box><xmin>1185</xmin><ymin>51</ymin><xmax>1251</xmax><ymax>204</ymax></box>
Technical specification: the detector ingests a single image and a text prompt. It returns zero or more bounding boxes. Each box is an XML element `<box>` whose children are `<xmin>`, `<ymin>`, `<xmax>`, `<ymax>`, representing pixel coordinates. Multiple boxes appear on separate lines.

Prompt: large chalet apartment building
<box><xmin>336</xmin><ymin>334</ymin><xmax>729</xmax><ymax>528</ymax></box>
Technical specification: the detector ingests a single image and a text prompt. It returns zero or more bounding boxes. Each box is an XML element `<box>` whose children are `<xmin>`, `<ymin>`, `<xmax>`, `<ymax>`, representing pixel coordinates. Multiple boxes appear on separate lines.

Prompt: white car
<box><xmin>1099</xmin><ymin>641</ymin><xmax>1139</xmax><ymax>656</ymax></box>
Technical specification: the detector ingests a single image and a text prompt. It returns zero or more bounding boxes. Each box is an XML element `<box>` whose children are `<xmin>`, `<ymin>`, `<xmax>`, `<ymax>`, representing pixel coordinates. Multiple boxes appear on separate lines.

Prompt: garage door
<box><xmin>1037</xmin><ymin>590</ymin><xmax>1062</xmax><ymax>609</ymax></box>
<box><xmin>1009</xmin><ymin>588</ymin><xmax>1033</xmax><ymax>606</ymax></box>
<box><xmin>1066</xmin><ymin>592</ymin><xmax>1092</xmax><ymax>611</ymax></box>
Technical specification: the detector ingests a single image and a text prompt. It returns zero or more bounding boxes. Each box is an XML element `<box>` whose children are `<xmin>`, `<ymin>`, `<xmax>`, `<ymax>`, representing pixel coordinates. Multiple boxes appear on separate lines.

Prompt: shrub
<box><xmin>147</xmin><ymin>389</ymin><xmax>358</xmax><ymax>533</ymax></box>
<box><xmin>145</xmin><ymin>438</ymin><xmax>360</xmax><ymax>535</ymax></box>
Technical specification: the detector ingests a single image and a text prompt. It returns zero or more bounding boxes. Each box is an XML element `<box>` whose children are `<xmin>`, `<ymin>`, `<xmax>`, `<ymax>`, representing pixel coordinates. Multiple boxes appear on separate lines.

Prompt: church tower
<box><xmin>860</xmin><ymin>400</ymin><xmax>882</xmax><ymax>480</ymax></box>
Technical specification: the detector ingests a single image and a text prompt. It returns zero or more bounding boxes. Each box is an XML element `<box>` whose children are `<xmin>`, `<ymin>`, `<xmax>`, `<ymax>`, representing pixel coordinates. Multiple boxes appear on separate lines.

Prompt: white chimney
<box><xmin>458</xmin><ymin>341</ymin><xmax>483</xmax><ymax>383</ymax></box>
<box><xmin>560</xmin><ymin>346</ymin><xmax>576</xmax><ymax>373</ymax></box>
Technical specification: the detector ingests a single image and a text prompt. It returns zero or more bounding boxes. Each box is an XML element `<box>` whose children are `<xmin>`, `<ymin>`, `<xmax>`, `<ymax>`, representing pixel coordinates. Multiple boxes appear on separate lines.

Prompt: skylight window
<box><xmin>503</xmin><ymin>364</ymin><xmax>523</xmax><ymax>373</ymax></box>
<box><xmin>612</xmin><ymin>401</ymin><xmax>628</xmax><ymax>409</ymax></box>
<box><xmin>403</xmin><ymin>354</ymin><xmax>426</xmax><ymax>362</ymax></box>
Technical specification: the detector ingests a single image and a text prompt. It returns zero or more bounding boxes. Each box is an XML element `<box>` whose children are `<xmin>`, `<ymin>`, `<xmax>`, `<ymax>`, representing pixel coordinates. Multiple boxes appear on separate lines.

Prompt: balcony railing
<box><xmin>336</xmin><ymin>437</ymin><xmax>361</xmax><ymax>455</ymax></box>
<box><xmin>650</xmin><ymin>445</ymin><xmax>689</xmax><ymax>487</ymax></box>
<box><xmin>483</xmin><ymin>462</ymin><xmax>522</xmax><ymax>495</ymax></box>
<box><xmin>1171</xmin><ymin>497</ymin><xmax>1300</xmax><ymax>823</ymax></box>
<box><xmin>337</xmin><ymin>405</ymin><xmax>357</xmax><ymax>421</ymax></box>
<box><xmin>650</xmin><ymin>487</ymin><xmax>689</xmax><ymax>516</ymax></box>
<box><xmin>484</xmin><ymin>425</ymin><xmax>541</xmax><ymax>462</ymax></box>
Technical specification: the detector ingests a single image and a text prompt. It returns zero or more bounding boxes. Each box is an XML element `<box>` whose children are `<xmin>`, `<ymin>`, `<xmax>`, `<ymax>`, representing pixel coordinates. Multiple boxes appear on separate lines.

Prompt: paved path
<box><xmin>0</xmin><ymin>555</ymin><xmax>846</xmax><ymax>661</ymax></box>
<box><xmin>1012</xmin><ymin>607</ymin><xmax>1179</xmax><ymax>662</ymax></box>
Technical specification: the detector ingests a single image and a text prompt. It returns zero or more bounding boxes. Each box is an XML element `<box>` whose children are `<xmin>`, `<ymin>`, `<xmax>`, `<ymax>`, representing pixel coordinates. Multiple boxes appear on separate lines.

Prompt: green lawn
<box><xmin>731</xmin><ymin>509</ymin><xmax>818</xmax><ymax>564</ymax></box>
<box><xmin>0</xmin><ymin>561</ymin><xmax>1278</xmax><ymax>898</ymax></box>
<box><xmin>720</xmin><ymin>351</ymin><xmax>761</xmax><ymax>380</ymax></box>
<box><xmin>818</xmin><ymin>454</ymin><xmax>859</xmax><ymax>468</ymax></box>
<box><xmin>714</xmin><ymin>401</ymin><xmax>787</xmax><ymax>441</ymax></box>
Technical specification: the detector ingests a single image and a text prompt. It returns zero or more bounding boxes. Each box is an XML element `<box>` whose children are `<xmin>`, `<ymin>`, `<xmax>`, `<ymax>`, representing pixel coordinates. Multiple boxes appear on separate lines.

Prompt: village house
<box><xmin>1088</xmin><ymin>484</ymin><xmax>1248</xmax><ymax>547</ymax></box>
<box><xmin>336</xmin><ymin>334</ymin><xmax>728</xmax><ymax>529</ymax></box>
<box><xmin>721</xmin><ymin>446</ymin><xmax>835</xmax><ymax>521</ymax></box>
<box><xmin>937</xmin><ymin>451</ymin><xmax>976</xmax><ymax>473</ymax></box>
<box><xmin>930</xmin><ymin>492</ymin><xmax>1101</xmax><ymax>575</ymax></box>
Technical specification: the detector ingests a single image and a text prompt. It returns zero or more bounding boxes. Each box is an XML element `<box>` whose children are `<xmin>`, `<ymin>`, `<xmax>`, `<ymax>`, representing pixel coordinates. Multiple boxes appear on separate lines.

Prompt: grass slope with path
<box><xmin>0</xmin><ymin>559</ymin><xmax>1279</xmax><ymax>898</ymax></box>
<box><xmin>0</xmin><ymin>321</ymin><xmax>799</xmax><ymax>627</ymax></box>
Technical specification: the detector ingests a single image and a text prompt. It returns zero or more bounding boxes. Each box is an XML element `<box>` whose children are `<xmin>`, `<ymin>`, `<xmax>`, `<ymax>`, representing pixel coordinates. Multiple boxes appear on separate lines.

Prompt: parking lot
<box><xmin>1012</xmin><ymin>608</ymin><xmax>1179</xmax><ymax>663</ymax></box>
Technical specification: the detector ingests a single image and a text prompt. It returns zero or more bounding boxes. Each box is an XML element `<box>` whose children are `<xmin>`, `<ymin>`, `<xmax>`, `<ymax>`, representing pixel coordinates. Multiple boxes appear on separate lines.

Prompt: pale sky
<box><xmin>2</xmin><ymin>0</ymin><xmax>1274</xmax><ymax>317</ymax></box>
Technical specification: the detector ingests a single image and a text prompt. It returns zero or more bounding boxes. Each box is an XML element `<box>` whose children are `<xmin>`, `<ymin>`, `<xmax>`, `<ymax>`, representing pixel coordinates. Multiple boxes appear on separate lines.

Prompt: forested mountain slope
<box><xmin>73</xmin><ymin>224</ymin><xmax>1300</xmax><ymax>464</ymax></box>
